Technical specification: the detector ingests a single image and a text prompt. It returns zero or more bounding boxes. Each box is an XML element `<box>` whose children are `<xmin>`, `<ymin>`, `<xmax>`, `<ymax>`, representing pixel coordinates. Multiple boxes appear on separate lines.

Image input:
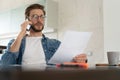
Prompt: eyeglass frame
<box><xmin>29</xmin><ymin>14</ymin><xmax>46</xmax><ymax>21</ymax></box>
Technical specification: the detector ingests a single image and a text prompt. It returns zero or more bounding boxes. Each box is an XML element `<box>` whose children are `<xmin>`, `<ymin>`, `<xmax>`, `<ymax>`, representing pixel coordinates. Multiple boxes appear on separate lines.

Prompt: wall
<box><xmin>57</xmin><ymin>0</ymin><xmax>104</xmax><ymax>66</ymax></box>
<box><xmin>46</xmin><ymin>0</ymin><xmax>58</xmax><ymax>29</ymax></box>
<box><xmin>103</xmin><ymin>0</ymin><xmax>120</xmax><ymax>61</ymax></box>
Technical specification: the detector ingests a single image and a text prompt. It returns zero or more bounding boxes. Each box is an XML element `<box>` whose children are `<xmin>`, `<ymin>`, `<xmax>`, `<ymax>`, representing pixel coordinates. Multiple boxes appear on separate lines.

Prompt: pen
<box><xmin>56</xmin><ymin>64</ymin><xmax>84</xmax><ymax>68</ymax></box>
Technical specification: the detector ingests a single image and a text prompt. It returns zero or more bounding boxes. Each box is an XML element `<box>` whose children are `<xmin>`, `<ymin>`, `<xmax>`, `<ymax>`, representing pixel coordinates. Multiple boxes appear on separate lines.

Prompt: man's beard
<box><xmin>31</xmin><ymin>22</ymin><xmax>44</xmax><ymax>32</ymax></box>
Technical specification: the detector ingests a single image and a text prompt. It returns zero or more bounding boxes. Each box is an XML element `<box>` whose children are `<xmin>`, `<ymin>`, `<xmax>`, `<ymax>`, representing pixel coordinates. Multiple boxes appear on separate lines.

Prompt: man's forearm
<box><xmin>10</xmin><ymin>32</ymin><xmax>24</xmax><ymax>52</ymax></box>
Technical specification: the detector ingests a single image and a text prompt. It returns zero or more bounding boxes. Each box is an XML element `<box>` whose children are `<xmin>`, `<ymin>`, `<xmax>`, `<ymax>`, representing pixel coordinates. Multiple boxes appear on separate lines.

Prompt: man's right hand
<box><xmin>9</xmin><ymin>21</ymin><xmax>32</xmax><ymax>52</ymax></box>
<box><xmin>19</xmin><ymin>21</ymin><xmax>32</xmax><ymax>38</ymax></box>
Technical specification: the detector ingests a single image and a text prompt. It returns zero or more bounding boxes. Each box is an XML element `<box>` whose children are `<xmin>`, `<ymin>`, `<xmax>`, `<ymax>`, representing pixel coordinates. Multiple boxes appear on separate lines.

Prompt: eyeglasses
<box><xmin>30</xmin><ymin>14</ymin><xmax>46</xmax><ymax>20</ymax></box>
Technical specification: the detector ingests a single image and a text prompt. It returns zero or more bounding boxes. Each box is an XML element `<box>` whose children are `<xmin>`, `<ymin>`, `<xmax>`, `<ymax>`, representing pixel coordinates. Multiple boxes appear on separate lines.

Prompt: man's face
<box><xmin>29</xmin><ymin>9</ymin><xmax>45</xmax><ymax>32</ymax></box>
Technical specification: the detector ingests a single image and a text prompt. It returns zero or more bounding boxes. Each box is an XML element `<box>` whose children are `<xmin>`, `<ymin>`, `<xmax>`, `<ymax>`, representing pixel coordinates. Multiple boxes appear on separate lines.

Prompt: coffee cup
<box><xmin>107</xmin><ymin>51</ymin><xmax>120</xmax><ymax>66</ymax></box>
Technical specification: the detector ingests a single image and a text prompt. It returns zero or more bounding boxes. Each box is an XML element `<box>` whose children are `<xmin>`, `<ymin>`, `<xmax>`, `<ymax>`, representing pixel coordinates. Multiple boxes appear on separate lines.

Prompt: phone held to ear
<box><xmin>26</xmin><ymin>24</ymin><xmax>31</xmax><ymax>31</ymax></box>
<box><xmin>25</xmin><ymin>19</ymin><xmax>31</xmax><ymax>31</ymax></box>
<box><xmin>26</xmin><ymin>25</ymin><xmax>30</xmax><ymax>35</ymax></box>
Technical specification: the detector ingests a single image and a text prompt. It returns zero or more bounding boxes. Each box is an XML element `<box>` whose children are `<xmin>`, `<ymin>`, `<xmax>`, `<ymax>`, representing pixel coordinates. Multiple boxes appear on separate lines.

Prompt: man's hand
<box><xmin>10</xmin><ymin>21</ymin><xmax>32</xmax><ymax>52</ymax></box>
<box><xmin>20</xmin><ymin>21</ymin><xmax>32</xmax><ymax>38</ymax></box>
<box><xmin>73</xmin><ymin>54</ymin><xmax>87</xmax><ymax>63</ymax></box>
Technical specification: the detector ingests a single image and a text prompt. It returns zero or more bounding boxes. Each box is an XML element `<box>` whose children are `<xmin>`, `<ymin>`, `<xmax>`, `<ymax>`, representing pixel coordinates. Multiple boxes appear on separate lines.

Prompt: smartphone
<box><xmin>26</xmin><ymin>19</ymin><xmax>31</xmax><ymax>31</ymax></box>
<box><xmin>26</xmin><ymin>24</ymin><xmax>31</xmax><ymax>31</ymax></box>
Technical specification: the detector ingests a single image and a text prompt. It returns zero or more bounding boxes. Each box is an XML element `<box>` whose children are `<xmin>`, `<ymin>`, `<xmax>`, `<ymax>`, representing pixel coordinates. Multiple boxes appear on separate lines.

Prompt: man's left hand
<box><xmin>73</xmin><ymin>54</ymin><xmax>87</xmax><ymax>63</ymax></box>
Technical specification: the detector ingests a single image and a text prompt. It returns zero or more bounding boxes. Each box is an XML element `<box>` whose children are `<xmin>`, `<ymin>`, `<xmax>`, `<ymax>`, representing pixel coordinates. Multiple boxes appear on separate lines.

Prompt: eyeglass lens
<box><xmin>32</xmin><ymin>14</ymin><xmax>45</xmax><ymax>20</ymax></box>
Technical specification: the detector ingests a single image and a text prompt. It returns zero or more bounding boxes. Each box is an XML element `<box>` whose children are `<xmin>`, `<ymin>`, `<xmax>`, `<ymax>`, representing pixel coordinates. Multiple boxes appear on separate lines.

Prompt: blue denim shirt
<box><xmin>1</xmin><ymin>35</ymin><xmax>61</xmax><ymax>65</ymax></box>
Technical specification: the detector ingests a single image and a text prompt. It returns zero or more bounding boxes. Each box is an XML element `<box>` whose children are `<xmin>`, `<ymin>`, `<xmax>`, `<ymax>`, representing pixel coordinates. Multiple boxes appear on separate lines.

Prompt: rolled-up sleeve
<box><xmin>1</xmin><ymin>39</ymin><xmax>19</xmax><ymax>65</ymax></box>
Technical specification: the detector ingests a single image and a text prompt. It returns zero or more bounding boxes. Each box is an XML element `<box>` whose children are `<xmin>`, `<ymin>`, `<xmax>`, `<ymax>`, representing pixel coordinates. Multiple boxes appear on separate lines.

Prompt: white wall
<box><xmin>103</xmin><ymin>0</ymin><xmax>120</xmax><ymax>61</ymax></box>
<box><xmin>0</xmin><ymin>12</ymin><xmax>11</xmax><ymax>34</ymax></box>
<box><xmin>46</xmin><ymin>0</ymin><xmax>58</xmax><ymax>29</ymax></box>
<box><xmin>57</xmin><ymin>0</ymin><xmax>104</xmax><ymax>66</ymax></box>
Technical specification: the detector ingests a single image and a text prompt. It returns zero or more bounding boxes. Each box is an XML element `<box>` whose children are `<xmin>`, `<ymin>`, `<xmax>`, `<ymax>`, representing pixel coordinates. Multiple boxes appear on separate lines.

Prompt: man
<box><xmin>1</xmin><ymin>4</ymin><xmax>87</xmax><ymax>65</ymax></box>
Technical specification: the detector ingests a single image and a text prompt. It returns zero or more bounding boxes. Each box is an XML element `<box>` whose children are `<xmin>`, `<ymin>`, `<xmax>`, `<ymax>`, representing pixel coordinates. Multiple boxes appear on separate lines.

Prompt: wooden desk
<box><xmin>0</xmin><ymin>65</ymin><xmax>120</xmax><ymax>80</ymax></box>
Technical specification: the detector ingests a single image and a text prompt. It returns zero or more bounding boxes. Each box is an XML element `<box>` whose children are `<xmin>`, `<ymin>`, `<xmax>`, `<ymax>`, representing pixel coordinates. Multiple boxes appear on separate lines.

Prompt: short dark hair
<box><xmin>25</xmin><ymin>4</ymin><xmax>46</xmax><ymax>19</ymax></box>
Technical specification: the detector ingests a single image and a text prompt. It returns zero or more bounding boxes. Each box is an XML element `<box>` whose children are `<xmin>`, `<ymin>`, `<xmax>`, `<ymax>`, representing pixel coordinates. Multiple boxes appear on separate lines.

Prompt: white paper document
<box><xmin>48</xmin><ymin>31</ymin><xmax>92</xmax><ymax>64</ymax></box>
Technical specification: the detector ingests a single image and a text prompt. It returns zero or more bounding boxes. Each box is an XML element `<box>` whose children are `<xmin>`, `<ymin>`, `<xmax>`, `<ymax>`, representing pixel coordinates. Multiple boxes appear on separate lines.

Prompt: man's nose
<box><xmin>37</xmin><ymin>17</ymin><xmax>43</xmax><ymax>22</ymax></box>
